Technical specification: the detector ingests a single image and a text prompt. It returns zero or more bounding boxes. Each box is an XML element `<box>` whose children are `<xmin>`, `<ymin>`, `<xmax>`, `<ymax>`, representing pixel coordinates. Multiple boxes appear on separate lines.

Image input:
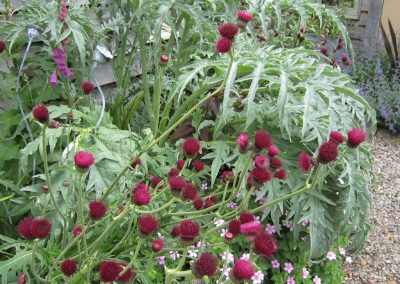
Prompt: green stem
<box><xmin>138</xmin><ymin>31</ymin><xmax>153</xmax><ymax>121</ymax></box>
<box><xmin>176</xmin><ymin>247</ymin><xmax>188</xmax><ymax>271</ymax></box>
<box><xmin>135</xmin><ymin>198</ymin><xmax>176</xmax><ymax>214</ymax></box>
<box><xmin>101</xmin><ymin>57</ymin><xmax>235</xmax><ymax>201</ymax></box>
<box><xmin>107</xmin><ymin>209</ymin><xmax>136</xmax><ymax>256</ymax></box>
<box><xmin>119</xmin><ymin>238</ymin><xmax>143</xmax><ymax>275</ymax></box>
<box><xmin>31</xmin><ymin>241</ymin><xmax>47</xmax><ymax>283</ymax></box>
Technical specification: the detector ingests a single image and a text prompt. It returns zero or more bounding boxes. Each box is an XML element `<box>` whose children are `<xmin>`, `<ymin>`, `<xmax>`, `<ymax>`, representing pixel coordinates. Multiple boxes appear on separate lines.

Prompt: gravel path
<box><xmin>345</xmin><ymin>129</ymin><xmax>400</xmax><ymax>283</ymax></box>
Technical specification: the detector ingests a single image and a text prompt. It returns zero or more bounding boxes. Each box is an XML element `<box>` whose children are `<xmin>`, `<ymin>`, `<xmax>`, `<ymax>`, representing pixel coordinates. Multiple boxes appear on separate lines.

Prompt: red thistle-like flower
<box><xmin>251</xmin><ymin>167</ymin><xmax>272</xmax><ymax>184</ymax></box>
<box><xmin>231</xmin><ymin>259</ymin><xmax>255</xmax><ymax>281</ymax></box>
<box><xmin>133</xmin><ymin>183</ymin><xmax>151</xmax><ymax>206</ymax></box>
<box><xmin>240</xmin><ymin>212</ymin><xmax>255</xmax><ymax>224</ymax></box>
<box><xmin>298</xmin><ymin>152</ymin><xmax>313</xmax><ymax>172</ymax></box>
<box><xmin>274</xmin><ymin>169</ymin><xmax>287</xmax><ymax>180</ymax></box>
<box><xmin>17</xmin><ymin>273</ymin><xmax>26</xmax><ymax>284</ymax></box>
<box><xmin>72</xmin><ymin>225</ymin><xmax>83</xmax><ymax>237</ymax></box>
<box><xmin>254</xmin><ymin>130</ymin><xmax>273</xmax><ymax>150</ymax></box>
<box><xmin>254</xmin><ymin>155</ymin><xmax>268</xmax><ymax>168</ymax></box>
<box><xmin>32</xmin><ymin>104</ymin><xmax>49</xmax><ymax>123</ymax></box>
<box><xmin>269</xmin><ymin>156</ymin><xmax>283</xmax><ymax>168</ymax></box>
<box><xmin>0</xmin><ymin>41</ymin><xmax>6</xmax><ymax>53</ymax></box>
<box><xmin>168</xmin><ymin>167</ymin><xmax>180</xmax><ymax>177</ymax></box>
<box><xmin>49</xmin><ymin>120</ymin><xmax>61</xmax><ymax>128</ymax></box>
<box><xmin>130</xmin><ymin>158</ymin><xmax>141</xmax><ymax>169</ymax></box>
<box><xmin>268</xmin><ymin>145</ymin><xmax>279</xmax><ymax>156</ymax></box>
<box><xmin>347</xmin><ymin>128</ymin><xmax>366</xmax><ymax>148</ymax></box>
<box><xmin>193</xmin><ymin>160</ymin><xmax>204</xmax><ymax>172</ymax></box>
<box><xmin>254</xmin><ymin>232</ymin><xmax>278</xmax><ymax>258</ymax></box>
<box><xmin>182</xmin><ymin>137</ymin><xmax>201</xmax><ymax>157</ymax></box>
<box><xmin>247</xmin><ymin>174</ymin><xmax>253</xmax><ymax>190</ymax></box>
<box><xmin>89</xmin><ymin>200</ymin><xmax>107</xmax><ymax>219</ymax></box>
<box><xmin>237</xmin><ymin>132</ymin><xmax>249</xmax><ymax>152</ymax></box>
<box><xmin>204</xmin><ymin>198</ymin><xmax>215</xmax><ymax>208</ymax></box>
<box><xmin>17</xmin><ymin>217</ymin><xmax>35</xmax><ymax>239</ymax></box>
<box><xmin>60</xmin><ymin>259</ymin><xmax>77</xmax><ymax>276</ymax></box>
<box><xmin>193</xmin><ymin>198</ymin><xmax>204</xmax><ymax>210</ymax></box>
<box><xmin>30</xmin><ymin>218</ymin><xmax>52</xmax><ymax>239</ymax></box>
<box><xmin>99</xmin><ymin>261</ymin><xmax>121</xmax><ymax>282</ymax></box>
<box><xmin>215</xmin><ymin>38</ymin><xmax>232</xmax><ymax>53</ymax></box>
<box><xmin>179</xmin><ymin>220</ymin><xmax>200</xmax><ymax>244</ymax></box>
<box><xmin>152</xmin><ymin>239</ymin><xmax>164</xmax><ymax>252</ymax></box>
<box><xmin>320</xmin><ymin>47</ymin><xmax>329</xmax><ymax>56</ymax></box>
<box><xmin>118</xmin><ymin>266</ymin><xmax>134</xmax><ymax>283</ymax></box>
<box><xmin>169</xmin><ymin>176</ymin><xmax>186</xmax><ymax>194</ymax></box>
<box><xmin>192</xmin><ymin>252</ymin><xmax>219</xmax><ymax>278</ymax></box>
<box><xmin>171</xmin><ymin>226</ymin><xmax>181</xmax><ymax>237</ymax></box>
<box><xmin>218</xmin><ymin>23</ymin><xmax>239</xmax><ymax>39</ymax></box>
<box><xmin>318</xmin><ymin>141</ymin><xmax>339</xmax><ymax>164</ymax></box>
<box><xmin>329</xmin><ymin>131</ymin><xmax>344</xmax><ymax>145</ymax></box>
<box><xmin>240</xmin><ymin>221</ymin><xmax>262</xmax><ymax>237</ymax></box>
<box><xmin>221</xmin><ymin>171</ymin><xmax>234</xmax><ymax>183</ymax></box>
<box><xmin>160</xmin><ymin>54</ymin><xmax>169</xmax><ymax>64</ymax></box>
<box><xmin>150</xmin><ymin>176</ymin><xmax>163</xmax><ymax>189</ymax></box>
<box><xmin>342</xmin><ymin>55</ymin><xmax>351</xmax><ymax>66</ymax></box>
<box><xmin>74</xmin><ymin>151</ymin><xmax>95</xmax><ymax>170</ymax></box>
<box><xmin>139</xmin><ymin>215</ymin><xmax>159</xmax><ymax>236</ymax></box>
<box><xmin>182</xmin><ymin>183</ymin><xmax>198</xmax><ymax>201</ymax></box>
<box><xmin>81</xmin><ymin>81</ymin><xmax>95</xmax><ymax>94</ymax></box>
<box><xmin>237</xmin><ymin>10</ymin><xmax>254</xmax><ymax>23</ymax></box>
<box><xmin>176</xmin><ymin>159</ymin><xmax>185</xmax><ymax>170</ymax></box>
<box><xmin>228</xmin><ymin>219</ymin><xmax>241</xmax><ymax>237</ymax></box>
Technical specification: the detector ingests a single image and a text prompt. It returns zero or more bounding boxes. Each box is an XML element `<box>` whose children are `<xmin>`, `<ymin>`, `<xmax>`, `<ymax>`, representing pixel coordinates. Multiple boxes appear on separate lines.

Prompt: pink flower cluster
<box><xmin>53</xmin><ymin>47</ymin><xmax>73</xmax><ymax>80</ymax></box>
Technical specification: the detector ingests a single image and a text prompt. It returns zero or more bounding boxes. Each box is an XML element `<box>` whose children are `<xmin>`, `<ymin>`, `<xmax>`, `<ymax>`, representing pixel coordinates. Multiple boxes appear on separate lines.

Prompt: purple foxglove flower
<box><xmin>49</xmin><ymin>72</ymin><xmax>58</xmax><ymax>86</ymax></box>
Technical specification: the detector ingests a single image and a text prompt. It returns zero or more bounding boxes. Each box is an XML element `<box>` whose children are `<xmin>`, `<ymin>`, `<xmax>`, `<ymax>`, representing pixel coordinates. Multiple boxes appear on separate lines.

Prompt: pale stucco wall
<box><xmin>381</xmin><ymin>0</ymin><xmax>400</xmax><ymax>36</ymax></box>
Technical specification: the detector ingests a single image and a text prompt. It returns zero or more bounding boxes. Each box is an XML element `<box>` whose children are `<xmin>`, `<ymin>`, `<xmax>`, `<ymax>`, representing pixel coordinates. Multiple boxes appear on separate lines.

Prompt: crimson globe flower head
<box><xmin>254</xmin><ymin>232</ymin><xmax>278</xmax><ymax>258</ymax></box>
<box><xmin>99</xmin><ymin>261</ymin><xmax>121</xmax><ymax>282</ymax></box>
<box><xmin>274</xmin><ymin>168</ymin><xmax>287</xmax><ymax>180</ymax></box>
<box><xmin>204</xmin><ymin>198</ymin><xmax>215</xmax><ymax>208</ymax></box>
<box><xmin>237</xmin><ymin>10</ymin><xmax>254</xmax><ymax>24</ymax></box>
<box><xmin>17</xmin><ymin>273</ymin><xmax>26</xmax><ymax>284</ymax></box>
<box><xmin>221</xmin><ymin>171</ymin><xmax>234</xmax><ymax>183</ymax></box>
<box><xmin>193</xmin><ymin>198</ymin><xmax>204</xmax><ymax>210</ymax></box>
<box><xmin>182</xmin><ymin>137</ymin><xmax>201</xmax><ymax>157</ymax></box>
<box><xmin>179</xmin><ymin>219</ymin><xmax>200</xmax><ymax>244</ymax></box>
<box><xmin>151</xmin><ymin>176</ymin><xmax>163</xmax><ymax>189</ymax></box>
<box><xmin>318</xmin><ymin>141</ymin><xmax>339</xmax><ymax>164</ymax></box>
<box><xmin>192</xmin><ymin>252</ymin><xmax>219</xmax><ymax>278</ymax></box>
<box><xmin>182</xmin><ymin>183</ymin><xmax>198</xmax><ymax>201</ymax></box>
<box><xmin>60</xmin><ymin>259</ymin><xmax>77</xmax><ymax>276</ymax></box>
<box><xmin>231</xmin><ymin>259</ymin><xmax>255</xmax><ymax>281</ymax></box>
<box><xmin>254</xmin><ymin>155</ymin><xmax>268</xmax><ymax>169</ymax></box>
<box><xmin>237</xmin><ymin>132</ymin><xmax>249</xmax><ymax>152</ymax></box>
<box><xmin>32</xmin><ymin>104</ymin><xmax>49</xmax><ymax>123</ymax></box>
<box><xmin>74</xmin><ymin>151</ymin><xmax>95</xmax><ymax>171</ymax></box>
<box><xmin>81</xmin><ymin>81</ymin><xmax>95</xmax><ymax>94</ymax></box>
<box><xmin>118</xmin><ymin>266</ymin><xmax>134</xmax><ymax>283</ymax></box>
<box><xmin>133</xmin><ymin>183</ymin><xmax>151</xmax><ymax>206</ymax></box>
<box><xmin>254</xmin><ymin>130</ymin><xmax>273</xmax><ymax>150</ymax></box>
<box><xmin>139</xmin><ymin>215</ymin><xmax>159</xmax><ymax>236</ymax></box>
<box><xmin>89</xmin><ymin>200</ymin><xmax>107</xmax><ymax>219</ymax></box>
<box><xmin>240</xmin><ymin>221</ymin><xmax>262</xmax><ymax>237</ymax></box>
<box><xmin>72</xmin><ymin>225</ymin><xmax>83</xmax><ymax>237</ymax></box>
<box><xmin>168</xmin><ymin>167</ymin><xmax>180</xmax><ymax>177</ymax></box>
<box><xmin>152</xmin><ymin>239</ymin><xmax>164</xmax><ymax>252</ymax></box>
<box><xmin>298</xmin><ymin>151</ymin><xmax>313</xmax><ymax>172</ymax></box>
<box><xmin>169</xmin><ymin>176</ymin><xmax>186</xmax><ymax>195</ymax></box>
<box><xmin>171</xmin><ymin>226</ymin><xmax>181</xmax><ymax>237</ymax></box>
<box><xmin>240</xmin><ymin>212</ymin><xmax>255</xmax><ymax>224</ymax></box>
<box><xmin>268</xmin><ymin>145</ymin><xmax>279</xmax><ymax>156</ymax></box>
<box><xmin>130</xmin><ymin>158</ymin><xmax>141</xmax><ymax>169</ymax></box>
<box><xmin>251</xmin><ymin>167</ymin><xmax>272</xmax><ymax>184</ymax></box>
<box><xmin>329</xmin><ymin>131</ymin><xmax>344</xmax><ymax>145</ymax></box>
<box><xmin>0</xmin><ymin>40</ymin><xmax>6</xmax><ymax>53</ymax></box>
<box><xmin>218</xmin><ymin>23</ymin><xmax>239</xmax><ymax>39</ymax></box>
<box><xmin>176</xmin><ymin>159</ymin><xmax>185</xmax><ymax>170</ymax></box>
<box><xmin>228</xmin><ymin>219</ymin><xmax>241</xmax><ymax>237</ymax></box>
<box><xmin>17</xmin><ymin>217</ymin><xmax>35</xmax><ymax>239</ymax></box>
<box><xmin>347</xmin><ymin>128</ymin><xmax>366</xmax><ymax>148</ymax></box>
<box><xmin>160</xmin><ymin>54</ymin><xmax>169</xmax><ymax>64</ymax></box>
<box><xmin>193</xmin><ymin>160</ymin><xmax>204</xmax><ymax>172</ymax></box>
<box><xmin>215</xmin><ymin>37</ymin><xmax>232</xmax><ymax>53</ymax></box>
<box><xmin>30</xmin><ymin>217</ymin><xmax>52</xmax><ymax>239</ymax></box>
<box><xmin>269</xmin><ymin>156</ymin><xmax>283</xmax><ymax>168</ymax></box>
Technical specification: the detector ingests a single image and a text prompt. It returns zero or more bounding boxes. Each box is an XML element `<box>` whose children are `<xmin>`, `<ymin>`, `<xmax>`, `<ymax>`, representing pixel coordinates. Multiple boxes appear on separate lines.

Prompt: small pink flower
<box><xmin>313</xmin><ymin>275</ymin><xmax>322</xmax><ymax>284</ymax></box>
<box><xmin>326</xmin><ymin>251</ymin><xmax>336</xmax><ymax>260</ymax></box>
<box><xmin>227</xmin><ymin>201</ymin><xmax>238</xmax><ymax>209</ymax></box>
<box><xmin>266</xmin><ymin>224</ymin><xmax>276</xmax><ymax>234</ymax></box>
<box><xmin>345</xmin><ymin>256</ymin><xmax>353</xmax><ymax>264</ymax></box>
<box><xmin>251</xmin><ymin>271</ymin><xmax>264</xmax><ymax>284</ymax></box>
<box><xmin>169</xmin><ymin>251</ymin><xmax>180</xmax><ymax>260</ymax></box>
<box><xmin>301</xmin><ymin>219</ymin><xmax>309</xmax><ymax>227</ymax></box>
<box><xmin>302</xmin><ymin>267</ymin><xmax>309</xmax><ymax>279</ymax></box>
<box><xmin>49</xmin><ymin>72</ymin><xmax>58</xmax><ymax>86</ymax></box>
<box><xmin>240</xmin><ymin>253</ymin><xmax>250</xmax><ymax>261</ymax></box>
<box><xmin>157</xmin><ymin>256</ymin><xmax>166</xmax><ymax>265</ymax></box>
<box><xmin>287</xmin><ymin>277</ymin><xmax>296</xmax><ymax>284</ymax></box>
<box><xmin>258</xmin><ymin>196</ymin><xmax>267</xmax><ymax>205</ymax></box>
<box><xmin>339</xmin><ymin>247</ymin><xmax>346</xmax><ymax>255</ymax></box>
<box><xmin>271</xmin><ymin>260</ymin><xmax>280</xmax><ymax>269</ymax></box>
<box><xmin>284</xmin><ymin>262</ymin><xmax>294</xmax><ymax>273</ymax></box>
<box><xmin>237</xmin><ymin>132</ymin><xmax>249</xmax><ymax>152</ymax></box>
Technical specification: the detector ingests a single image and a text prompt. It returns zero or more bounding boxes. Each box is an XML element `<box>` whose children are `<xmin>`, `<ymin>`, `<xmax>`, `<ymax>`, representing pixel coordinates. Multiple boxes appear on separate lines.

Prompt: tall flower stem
<box><xmin>119</xmin><ymin>238</ymin><xmax>143</xmax><ymax>275</ymax></box>
<box><xmin>176</xmin><ymin>246</ymin><xmax>188</xmax><ymax>271</ymax></box>
<box><xmin>101</xmin><ymin>57</ymin><xmax>235</xmax><ymax>201</ymax></box>
<box><xmin>42</xmin><ymin>125</ymin><xmax>68</xmax><ymax>248</ymax></box>
<box><xmin>107</xmin><ymin>209</ymin><xmax>136</xmax><ymax>256</ymax></box>
<box><xmin>31</xmin><ymin>240</ymin><xmax>47</xmax><ymax>283</ymax></box>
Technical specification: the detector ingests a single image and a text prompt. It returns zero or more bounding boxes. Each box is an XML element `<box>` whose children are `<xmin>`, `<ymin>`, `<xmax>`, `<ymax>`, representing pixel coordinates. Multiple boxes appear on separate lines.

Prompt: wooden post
<box><xmin>363</xmin><ymin>0</ymin><xmax>384</xmax><ymax>55</ymax></box>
